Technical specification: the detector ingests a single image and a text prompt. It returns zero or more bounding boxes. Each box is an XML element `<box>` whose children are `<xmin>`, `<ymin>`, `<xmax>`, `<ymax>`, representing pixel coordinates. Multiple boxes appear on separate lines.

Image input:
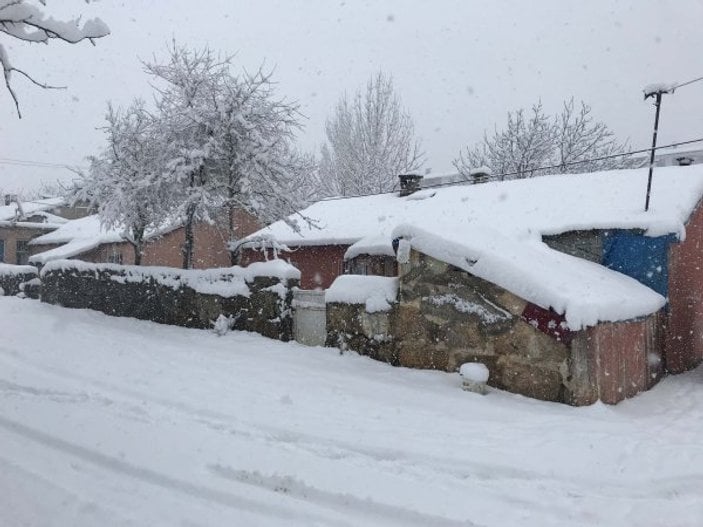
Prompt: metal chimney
<box><xmin>398</xmin><ymin>174</ymin><xmax>423</xmax><ymax>197</ymax></box>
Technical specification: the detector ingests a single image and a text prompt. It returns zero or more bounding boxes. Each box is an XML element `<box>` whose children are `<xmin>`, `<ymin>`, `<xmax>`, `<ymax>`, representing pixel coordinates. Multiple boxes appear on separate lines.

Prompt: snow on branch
<box><xmin>0</xmin><ymin>0</ymin><xmax>109</xmax><ymax>117</ymax></box>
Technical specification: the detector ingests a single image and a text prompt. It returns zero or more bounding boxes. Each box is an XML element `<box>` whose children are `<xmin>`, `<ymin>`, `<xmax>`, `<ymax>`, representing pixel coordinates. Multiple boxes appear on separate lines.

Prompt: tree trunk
<box><xmin>132</xmin><ymin>226</ymin><xmax>145</xmax><ymax>266</ymax></box>
<box><xmin>133</xmin><ymin>243</ymin><xmax>142</xmax><ymax>266</ymax></box>
<box><xmin>182</xmin><ymin>202</ymin><xmax>197</xmax><ymax>269</ymax></box>
<box><xmin>228</xmin><ymin>193</ymin><xmax>238</xmax><ymax>266</ymax></box>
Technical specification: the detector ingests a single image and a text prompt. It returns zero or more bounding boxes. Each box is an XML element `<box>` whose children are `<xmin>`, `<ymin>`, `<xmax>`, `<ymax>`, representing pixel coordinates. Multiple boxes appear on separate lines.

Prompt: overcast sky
<box><xmin>2</xmin><ymin>0</ymin><xmax>703</xmax><ymax>193</ymax></box>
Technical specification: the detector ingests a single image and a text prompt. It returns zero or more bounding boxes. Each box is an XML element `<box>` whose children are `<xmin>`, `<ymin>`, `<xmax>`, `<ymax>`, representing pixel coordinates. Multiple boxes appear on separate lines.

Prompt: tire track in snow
<box><xmin>208</xmin><ymin>464</ymin><xmax>478</xmax><ymax>527</ymax></box>
<box><xmin>0</xmin><ymin>347</ymin><xmax>547</xmax><ymax>484</ymax></box>
<box><xmin>0</xmin><ymin>414</ymin><xmax>352</xmax><ymax>527</ymax></box>
<box><xmin>2</xmin><ymin>347</ymin><xmax>700</xmax><ymax>510</ymax></box>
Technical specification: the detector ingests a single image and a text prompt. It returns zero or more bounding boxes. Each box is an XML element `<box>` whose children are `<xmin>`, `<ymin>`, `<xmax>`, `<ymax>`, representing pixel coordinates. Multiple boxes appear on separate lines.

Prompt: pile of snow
<box><xmin>326</xmin><ymin>275</ymin><xmax>398</xmax><ymax>313</ymax></box>
<box><xmin>241</xmin><ymin>259</ymin><xmax>301</xmax><ymax>281</ymax></box>
<box><xmin>40</xmin><ymin>259</ymin><xmax>300</xmax><ymax>299</ymax></box>
<box><xmin>343</xmin><ymin>235</ymin><xmax>395</xmax><ymax>260</ymax></box>
<box><xmin>460</xmin><ymin>362</ymin><xmax>490</xmax><ymax>383</ymax></box>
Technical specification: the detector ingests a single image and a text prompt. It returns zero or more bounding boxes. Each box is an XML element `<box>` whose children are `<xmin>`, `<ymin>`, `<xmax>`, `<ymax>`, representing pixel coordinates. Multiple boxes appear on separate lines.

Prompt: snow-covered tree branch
<box><xmin>454</xmin><ymin>98</ymin><xmax>635</xmax><ymax>183</ymax></box>
<box><xmin>320</xmin><ymin>72</ymin><xmax>424</xmax><ymax>196</ymax></box>
<box><xmin>144</xmin><ymin>43</ymin><xmax>313</xmax><ymax>269</ymax></box>
<box><xmin>78</xmin><ymin>99</ymin><xmax>170</xmax><ymax>265</ymax></box>
<box><xmin>0</xmin><ymin>0</ymin><xmax>109</xmax><ymax>117</ymax></box>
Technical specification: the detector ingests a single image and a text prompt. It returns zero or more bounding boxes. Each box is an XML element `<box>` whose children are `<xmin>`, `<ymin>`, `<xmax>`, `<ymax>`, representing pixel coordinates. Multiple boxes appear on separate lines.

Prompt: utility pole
<box><xmin>643</xmin><ymin>88</ymin><xmax>666</xmax><ymax>211</ymax></box>
<box><xmin>643</xmin><ymin>76</ymin><xmax>703</xmax><ymax>211</ymax></box>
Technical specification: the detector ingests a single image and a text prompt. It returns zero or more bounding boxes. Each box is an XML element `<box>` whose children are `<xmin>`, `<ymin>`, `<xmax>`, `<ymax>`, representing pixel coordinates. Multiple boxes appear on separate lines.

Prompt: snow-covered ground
<box><xmin>1</xmin><ymin>297</ymin><xmax>701</xmax><ymax>526</ymax></box>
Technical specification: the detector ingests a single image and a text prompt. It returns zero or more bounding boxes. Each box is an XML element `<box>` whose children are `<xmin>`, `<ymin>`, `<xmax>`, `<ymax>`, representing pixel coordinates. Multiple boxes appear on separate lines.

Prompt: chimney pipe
<box><xmin>398</xmin><ymin>174</ymin><xmax>423</xmax><ymax>197</ymax></box>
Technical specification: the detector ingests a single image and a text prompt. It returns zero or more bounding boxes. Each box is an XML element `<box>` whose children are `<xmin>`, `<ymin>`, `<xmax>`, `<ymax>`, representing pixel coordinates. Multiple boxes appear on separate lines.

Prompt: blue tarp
<box><xmin>602</xmin><ymin>230</ymin><xmax>675</xmax><ymax>298</ymax></box>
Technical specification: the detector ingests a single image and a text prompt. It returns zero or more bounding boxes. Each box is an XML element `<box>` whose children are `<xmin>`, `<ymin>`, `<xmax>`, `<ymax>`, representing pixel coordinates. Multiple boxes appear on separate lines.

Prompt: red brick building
<box><xmin>30</xmin><ymin>209</ymin><xmax>261</xmax><ymax>270</ymax></box>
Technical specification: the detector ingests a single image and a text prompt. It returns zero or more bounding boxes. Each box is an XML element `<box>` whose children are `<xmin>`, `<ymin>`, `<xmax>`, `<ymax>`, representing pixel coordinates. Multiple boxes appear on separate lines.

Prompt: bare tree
<box><xmin>454</xmin><ymin>98</ymin><xmax>635</xmax><ymax>183</ymax></box>
<box><xmin>0</xmin><ymin>0</ymin><xmax>109</xmax><ymax>117</ymax></box>
<box><xmin>554</xmin><ymin>98</ymin><xmax>634</xmax><ymax>173</ymax></box>
<box><xmin>321</xmin><ymin>71</ymin><xmax>424</xmax><ymax>196</ymax></box>
<box><xmin>457</xmin><ymin>102</ymin><xmax>554</xmax><ymax>181</ymax></box>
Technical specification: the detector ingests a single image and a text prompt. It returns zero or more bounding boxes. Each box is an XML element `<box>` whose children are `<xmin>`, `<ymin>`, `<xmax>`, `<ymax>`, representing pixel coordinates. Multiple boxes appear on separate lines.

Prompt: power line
<box><xmin>672</xmin><ymin>75</ymin><xmax>703</xmax><ymax>90</ymax></box>
<box><xmin>426</xmin><ymin>137</ymin><xmax>703</xmax><ymax>190</ymax></box>
<box><xmin>320</xmin><ymin>137</ymin><xmax>703</xmax><ymax>201</ymax></box>
<box><xmin>0</xmin><ymin>157</ymin><xmax>85</xmax><ymax>170</ymax></box>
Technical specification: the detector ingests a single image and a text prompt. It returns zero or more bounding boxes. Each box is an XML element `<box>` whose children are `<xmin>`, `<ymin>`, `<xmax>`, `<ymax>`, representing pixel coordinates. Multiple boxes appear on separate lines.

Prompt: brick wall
<box><xmin>666</xmin><ymin>199</ymin><xmax>703</xmax><ymax>372</ymax></box>
<box><xmin>242</xmin><ymin>244</ymin><xmax>348</xmax><ymax>290</ymax></box>
<box><xmin>0</xmin><ymin>226</ymin><xmax>53</xmax><ymax>264</ymax></box>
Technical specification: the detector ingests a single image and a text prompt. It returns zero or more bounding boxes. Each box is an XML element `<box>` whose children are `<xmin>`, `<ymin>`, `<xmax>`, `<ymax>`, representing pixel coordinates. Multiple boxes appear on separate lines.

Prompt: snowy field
<box><xmin>0</xmin><ymin>297</ymin><xmax>701</xmax><ymax>527</ymax></box>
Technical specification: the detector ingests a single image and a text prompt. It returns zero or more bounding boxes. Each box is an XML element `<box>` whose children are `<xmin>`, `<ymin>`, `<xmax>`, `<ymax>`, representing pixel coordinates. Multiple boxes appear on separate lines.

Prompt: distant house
<box><xmin>240</xmin><ymin>166</ymin><xmax>703</xmax><ymax>403</ymax></box>
<box><xmin>634</xmin><ymin>146</ymin><xmax>703</xmax><ymax>168</ymax></box>
<box><xmin>29</xmin><ymin>209</ymin><xmax>261</xmax><ymax>269</ymax></box>
<box><xmin>0</xmin><ymin>196</ymin><xmax>71</xmax><ymax>265</ymax></box>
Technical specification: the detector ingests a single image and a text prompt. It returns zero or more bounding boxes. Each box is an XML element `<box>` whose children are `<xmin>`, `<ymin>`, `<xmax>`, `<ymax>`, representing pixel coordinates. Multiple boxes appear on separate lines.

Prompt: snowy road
<box><xmin>0</xmin><ymin>297</ymin><xmax>701</xmax><ymax>526</ymax></box>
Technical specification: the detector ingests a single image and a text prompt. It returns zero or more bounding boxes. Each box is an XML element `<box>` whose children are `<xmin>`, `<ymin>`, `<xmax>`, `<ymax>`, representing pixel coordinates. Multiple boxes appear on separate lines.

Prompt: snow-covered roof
<box><xmin>28</xmin><ymin>215</ymin><xmax>124</xmax><ymax>264</ymax></box>
<box><xmin>28</xmin><ymin>214</ymin><xmax>182</xmax><ymax>264</ymax></box>
<box><xmin>0</xmin><ymin>197</ymin><xmax>65</xmax><ymax>222</ymax></box>
<box><xmin>244</xmin><ymin>166</ymin><xmax>703</xmax><ymax>328</ymax></box>
<box><xmin>344</xmin><ymin>235</ymin><xmax>395</xmax><ymax>260</ymax></box>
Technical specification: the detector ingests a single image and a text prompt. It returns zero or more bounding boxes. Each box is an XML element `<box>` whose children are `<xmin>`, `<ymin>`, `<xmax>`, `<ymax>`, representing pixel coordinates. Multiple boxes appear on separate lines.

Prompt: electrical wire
<box><xmin>0</xmin><ymin>157</ymin><xmax>82</xmax><ymax>170</ymax></box>
<box><xmin>320</xmin><ymin>137</ymin><xmax>703</xmax><ymax>201</ymax></box>
<box><xmin>672</xmin><ymin>75</ymin><xmax>703</xmax><ymax>91</ymax></box>
<box><xmin>423</xmin><ymin>137</ymin><xmax>703</xmax><ymax>189</ymax></box>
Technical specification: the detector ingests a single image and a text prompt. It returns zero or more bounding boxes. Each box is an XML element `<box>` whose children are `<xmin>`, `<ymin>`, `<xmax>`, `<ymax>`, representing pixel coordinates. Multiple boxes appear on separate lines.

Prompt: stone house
<box><xmin>241</xmin><ymin>165</ymin><xmax>703</xmax><ymax>404</ymax></box>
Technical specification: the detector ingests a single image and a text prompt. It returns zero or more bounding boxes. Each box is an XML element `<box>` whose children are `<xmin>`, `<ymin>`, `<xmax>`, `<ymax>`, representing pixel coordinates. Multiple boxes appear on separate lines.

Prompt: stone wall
<box><xmin>326</xmin><ymin>248</ymin><xmax>664</xmax><ymax>405</ymax></box>
<box><xmin>395</xmin><ymin>250</ymin><xmax>573</xmax><ymax>402</ymax></box>
<box><xmin>0</xmin><ymin>263</ymin><xmax>38</xmax><ymax>296</ymax></box>
<box><xmin>542</xmin><ymin>230</ymin><xmax>603</xmax><ymax>263</ymax></box>
<box><xmin>40</xmin><ymin>260</ymin><xmax>298</xmax><ymax>341</ymax></box>
<box><xmin>326</xmin><ymin>303</ymin><xmax>397</xmax><ymax>364</ymax></box>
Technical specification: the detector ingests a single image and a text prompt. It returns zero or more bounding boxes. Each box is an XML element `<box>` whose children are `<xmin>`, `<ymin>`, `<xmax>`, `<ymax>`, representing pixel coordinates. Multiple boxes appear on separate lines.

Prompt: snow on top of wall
<box><xmin>240</xmin><ymin>260</ymin><xmax>301</xmax><ymax>281</ymax></box>
<box><xmin>40</xmin><ymin>259</ymin><xmax>299</xmax><ymax>299</ymax></box>
<box><xmin>0</xmin><ymin>197</ymin><xmax>65</xmax><ymax>222</ymax></box>
<box><xmin>326</xmin><ymin>275</ymin><xmax>398</xmax><ymax>313</ymax></box>
<box><xmin>344</xmin><ymin>235</ymin><xmax>396</xmax><ymax>260</ymax></box>
<box><xmin>0</xmin><ymin>263</ymin><xmax>38</xmax><ymax>277</ymax></box>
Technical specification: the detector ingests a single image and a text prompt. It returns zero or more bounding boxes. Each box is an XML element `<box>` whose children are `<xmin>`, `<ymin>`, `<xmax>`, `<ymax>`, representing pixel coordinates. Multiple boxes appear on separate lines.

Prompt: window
<box><xmin>16</xmin><ymin>240</ymin><xmax>28</xmax><ymax>265</ymax></box>
<box><xmin>0</xmin><ymin>240</ymin><xmax>4</xmax><ymax>263</ymax></box>
<box><xmin>106</xmin><ymin>245</ymin><xmax>123</xmax><ymax>265</ymax></box>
